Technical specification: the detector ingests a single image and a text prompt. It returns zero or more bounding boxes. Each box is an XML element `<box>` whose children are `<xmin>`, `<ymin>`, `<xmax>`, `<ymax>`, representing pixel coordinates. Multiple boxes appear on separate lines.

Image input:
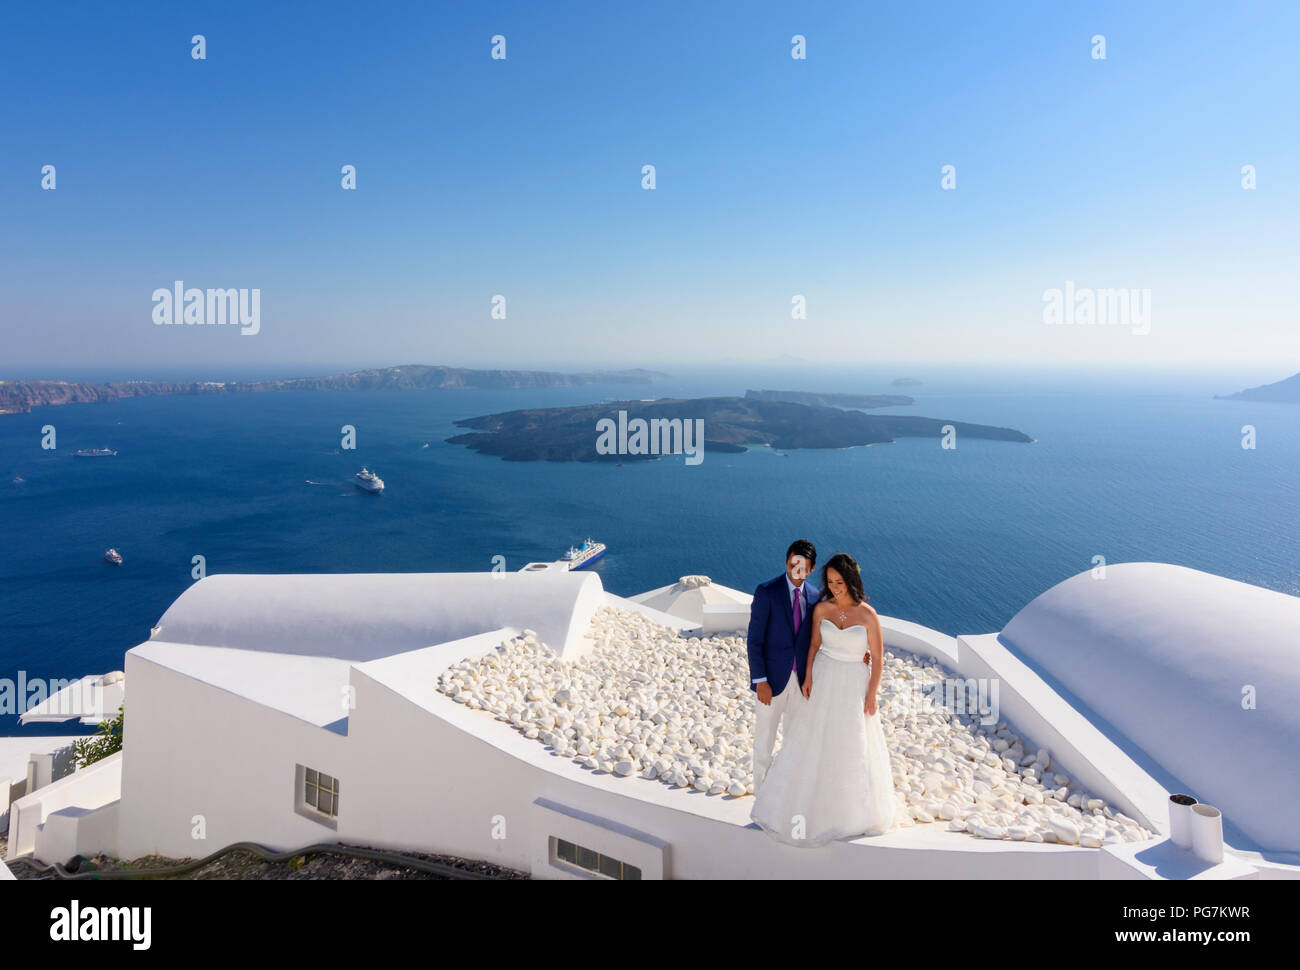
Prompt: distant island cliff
<box><xmin>1215</xmin><ymin>372</ymin><xmax>1300</xmax><ymax>403</ymax></box>
<box><xmin>0</xmin><ymin>365</ymin><xmax>668</xmax><ymax>415</ymax></box>
<box><xmin>447</xmin><ymin>396</ymin><xmax>1032</xmax><ymax>462</ymax></box>
<box><xmin>744</xmin><ymin>389</ymin><xmax>914</xmax><ymax>408</ymax></box>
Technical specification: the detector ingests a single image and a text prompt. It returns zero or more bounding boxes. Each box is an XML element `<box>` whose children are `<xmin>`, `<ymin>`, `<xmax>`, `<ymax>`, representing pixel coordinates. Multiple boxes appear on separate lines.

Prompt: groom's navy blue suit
<box><xmin>747</xmin><ymin>574</ymin><xmax>820</xmax><ymax>697</ymax></box>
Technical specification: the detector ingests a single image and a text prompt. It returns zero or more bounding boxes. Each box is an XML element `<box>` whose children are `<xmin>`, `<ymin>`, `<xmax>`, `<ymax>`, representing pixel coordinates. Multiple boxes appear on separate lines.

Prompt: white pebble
<box><xmin>1049</xmin><ymin>817</ymin><xmax>1081</xmax><ymax>845</ymax></box>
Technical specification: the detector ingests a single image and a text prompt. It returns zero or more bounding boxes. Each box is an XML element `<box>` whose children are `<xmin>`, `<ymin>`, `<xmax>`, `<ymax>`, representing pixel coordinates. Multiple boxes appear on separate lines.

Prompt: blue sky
<box><xmin>1</xmin><ymin>0</ymin><xmax>1296</xmax><ymax>374</ymax></box>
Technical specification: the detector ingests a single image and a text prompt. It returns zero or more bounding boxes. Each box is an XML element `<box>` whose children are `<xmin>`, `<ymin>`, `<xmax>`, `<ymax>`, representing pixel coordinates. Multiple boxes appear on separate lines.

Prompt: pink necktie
<box><xmin>791</xmin><ymin>590</ymin><xmax>801</xmax><ymax>670</ymax></box>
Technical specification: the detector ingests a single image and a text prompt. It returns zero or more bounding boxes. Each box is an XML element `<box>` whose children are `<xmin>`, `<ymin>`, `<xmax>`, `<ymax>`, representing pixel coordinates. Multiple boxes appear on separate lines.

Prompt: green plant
<box><xmin>72</xmin><ymin>703</ymin><xmax>123</xmax><ymax>768</ymax></box>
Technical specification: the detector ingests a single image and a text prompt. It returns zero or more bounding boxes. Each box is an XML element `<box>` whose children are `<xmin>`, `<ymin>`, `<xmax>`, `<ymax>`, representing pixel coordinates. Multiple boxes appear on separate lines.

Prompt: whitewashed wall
<box><xmin>117</xmin><ymin>651</ymin><xmax>349</xmax><ymax>859</ymax></box>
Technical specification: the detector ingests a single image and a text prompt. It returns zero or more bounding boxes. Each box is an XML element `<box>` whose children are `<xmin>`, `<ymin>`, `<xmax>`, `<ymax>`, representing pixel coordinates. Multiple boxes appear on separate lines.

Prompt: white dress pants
<box><xmin>752</xmin><ymin>670</ymin><xmax>806</xmax><ymax>792</ymax></box>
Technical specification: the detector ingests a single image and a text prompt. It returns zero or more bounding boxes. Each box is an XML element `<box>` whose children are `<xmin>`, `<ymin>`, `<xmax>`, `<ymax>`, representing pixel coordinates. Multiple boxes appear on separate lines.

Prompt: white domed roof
<box><xmin>1000</xmin><ymin>562</ymin><xmax>1300</xmax><ymax>857</ymax></box>
<box><xmin>151</xmin><ymin>570</ymin><xmax>606</xmax><ymax>661</ymax></box>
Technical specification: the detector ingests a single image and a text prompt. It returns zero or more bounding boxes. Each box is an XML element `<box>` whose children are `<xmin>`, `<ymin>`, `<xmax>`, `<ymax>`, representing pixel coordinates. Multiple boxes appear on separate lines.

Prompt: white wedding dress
<box><xmin>750</xmin><ymin>619</ymin><xmax>899</xmax><ymax>846</ymax></box>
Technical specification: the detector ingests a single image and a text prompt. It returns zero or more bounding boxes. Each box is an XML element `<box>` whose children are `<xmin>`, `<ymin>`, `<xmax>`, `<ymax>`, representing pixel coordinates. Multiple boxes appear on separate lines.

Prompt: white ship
<box><xmin>560</xmin><ymin>537</ymin><xmax>605</xmax><ymax>570</ymax></box>
<box><xmin>354</xmin><ymin>468</ymin><xmax>384</xmax><ymax>493</ymax></box>
<box><xmin>104</xmin><ymin>548</ymin><xmax>123</xmax><ymax>565</ymax></box>
<box><xmin>74</xmin><ymin>448</ymin><xmax>117</xmax><ymax>458</ymax></box>
<box><xmin>518</xmin><ymin>537</ymin><xmax>608</xmax><ymax>574</ymax></box>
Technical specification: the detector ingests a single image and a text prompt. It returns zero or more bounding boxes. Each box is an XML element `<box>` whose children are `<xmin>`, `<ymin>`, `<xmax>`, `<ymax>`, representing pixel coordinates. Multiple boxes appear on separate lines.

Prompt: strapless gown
<box><xmin>750</xmin><ymin>619</ymin><xmax>899</xmax><ymax>846</ymax></box>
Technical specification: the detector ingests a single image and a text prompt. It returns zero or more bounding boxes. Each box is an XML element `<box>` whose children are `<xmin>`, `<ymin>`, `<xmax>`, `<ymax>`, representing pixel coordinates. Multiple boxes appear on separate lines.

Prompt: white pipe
<box><xmin>1190</xmin><ymin>803</ymin><xmax>1224</xmax><ymax>864</ymax></box>
<box><xmin>1168</xmin><ymin>793</ymin><xmax>1197</xmax><ymax>849</ymax></box>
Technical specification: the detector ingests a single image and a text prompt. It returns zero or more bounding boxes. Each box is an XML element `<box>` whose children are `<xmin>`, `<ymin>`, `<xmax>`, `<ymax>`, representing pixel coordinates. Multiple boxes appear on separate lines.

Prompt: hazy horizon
<box><xmin>2</xmin><ymin>358</ymin><xmax>1292</xmax><ymax>395</ymax></box>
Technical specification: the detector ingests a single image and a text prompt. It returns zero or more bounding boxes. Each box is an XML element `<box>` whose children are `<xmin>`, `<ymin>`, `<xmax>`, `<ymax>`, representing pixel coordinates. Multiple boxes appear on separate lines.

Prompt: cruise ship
<box><xmin>73</xmin><ymin>448</ymin><xmax>117</xmax><ymax>458</ymax></box>
<box><xmin>104</xmin><ymin>548</ymin><xmax>123</xmax><ymax>565</ymax></box>
<box><xmin>561</xmin><ymin>537</ymin><xmax>605</xmax><ymax>570</ymax></box>
<box><xmin>354</xmin><ymin>468</ymin><xmax>384</xmax><ymax>493</ymax></box>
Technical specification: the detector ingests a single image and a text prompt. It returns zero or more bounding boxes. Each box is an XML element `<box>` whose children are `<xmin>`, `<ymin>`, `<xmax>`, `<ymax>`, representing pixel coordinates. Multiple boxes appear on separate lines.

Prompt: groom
<box><xmin>747</xmin><ymin>539</ymin><xmax>819</xmax><ymax>792</ymax></box>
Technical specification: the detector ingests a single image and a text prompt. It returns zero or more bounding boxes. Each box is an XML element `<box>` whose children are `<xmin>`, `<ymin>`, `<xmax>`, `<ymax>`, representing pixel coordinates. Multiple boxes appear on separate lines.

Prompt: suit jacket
<box><xmin>747</xmin><ymin>574</ymin><xmax>820</xmax><ymax>696</ymax></box>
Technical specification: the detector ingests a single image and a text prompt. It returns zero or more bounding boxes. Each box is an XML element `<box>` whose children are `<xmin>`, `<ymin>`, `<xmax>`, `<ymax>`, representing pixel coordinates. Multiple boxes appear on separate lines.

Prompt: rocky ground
<box><xmin>438</xmin><ymin>605</ymin><xmax>1158</xmax><ymax>847</ymax></box>
<box><xmin>1</xmin><ymin>835</ymin><xmax>527</xmax><ymax>880</ymax></box>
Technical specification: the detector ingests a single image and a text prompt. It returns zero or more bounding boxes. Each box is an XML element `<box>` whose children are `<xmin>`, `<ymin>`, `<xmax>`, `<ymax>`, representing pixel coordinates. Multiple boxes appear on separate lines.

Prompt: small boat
<box><xmin>74</xmin><ymin>448</ymin><xmax>117</xmax><ymax>458</ymax></box>
<box><xmin>104</xmin><ymin>548</ymin><xmax>123</xmax><ymax>565</ymax></box>
<box><xmin>354</xmin><ymin>468</ymin><xmax>384</xmax><ymax>493</ymax></box>
<box><xmin>11</xmin><ymin>476</ymin><xmax>23</xmax><ymax>484</ymax></box>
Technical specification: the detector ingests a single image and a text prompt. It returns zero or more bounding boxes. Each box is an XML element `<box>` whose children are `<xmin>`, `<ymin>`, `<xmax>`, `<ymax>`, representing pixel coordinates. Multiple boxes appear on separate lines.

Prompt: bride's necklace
<box><xmin>837</xmin><ymin>603</ymin><xmax>848</xmax><ymax>624</ymax></box>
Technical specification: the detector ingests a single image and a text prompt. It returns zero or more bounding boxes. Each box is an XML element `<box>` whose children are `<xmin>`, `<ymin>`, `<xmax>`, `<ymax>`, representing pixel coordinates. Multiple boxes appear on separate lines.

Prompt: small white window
<box><xmin>295</xmin><ymin>764</ymin><xmax>340</xmax><ymax>827</ymax></box>
<box><xmin>304</xmin><ymin>768</ymin><xmax>339</xmax><ymax>816</ymax></box>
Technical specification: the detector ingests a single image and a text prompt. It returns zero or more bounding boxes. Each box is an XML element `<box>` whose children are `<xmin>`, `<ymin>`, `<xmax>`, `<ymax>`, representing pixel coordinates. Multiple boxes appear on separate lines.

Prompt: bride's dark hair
<box><xmin>819</xmin><ymin>553</ymin><xmax>869</xmax><ymax>604</ymax></box>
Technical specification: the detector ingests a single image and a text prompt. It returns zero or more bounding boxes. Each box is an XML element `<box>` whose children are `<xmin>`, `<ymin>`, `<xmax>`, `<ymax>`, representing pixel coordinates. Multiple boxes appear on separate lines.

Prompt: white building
<box><xmin>5</xmin><ymin>562</ymin><xmax>1299</xmax><ymax>879</ymax></box>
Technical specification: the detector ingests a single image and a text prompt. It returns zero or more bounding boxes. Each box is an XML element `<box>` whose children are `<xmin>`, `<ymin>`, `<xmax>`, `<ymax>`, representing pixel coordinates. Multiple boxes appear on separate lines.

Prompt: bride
<box><xmin>750</xmin><ymin>552</ymin><xmax>899</xmax><ymax>846</ymax></box>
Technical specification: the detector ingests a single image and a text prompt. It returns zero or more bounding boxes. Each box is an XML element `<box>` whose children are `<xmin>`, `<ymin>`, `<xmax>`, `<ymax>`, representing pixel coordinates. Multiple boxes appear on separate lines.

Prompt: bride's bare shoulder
<box><xmin>855</xmin><ymin>601</ymin><xmax>879</xmax><ymax>622</ymax></box>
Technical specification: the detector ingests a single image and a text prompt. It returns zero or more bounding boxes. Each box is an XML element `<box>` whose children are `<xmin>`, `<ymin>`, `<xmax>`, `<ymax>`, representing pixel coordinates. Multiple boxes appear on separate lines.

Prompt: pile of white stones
<box><xmin>436</xmin><ymin>606</ymin><xmax>1156</xmax><ymax>847</ymax></box>
<box><xmin>674</xmin><ymin>575</ymin><xmax>713</xmax><ymax>588</ymax></box>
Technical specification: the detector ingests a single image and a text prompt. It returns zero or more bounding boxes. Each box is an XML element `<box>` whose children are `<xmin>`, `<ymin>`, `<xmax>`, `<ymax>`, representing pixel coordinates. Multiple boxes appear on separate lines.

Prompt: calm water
<box><xmin>2</xmin><ymin>365</ymin><xmax>1297</xmax><ymax>735</ymax></box>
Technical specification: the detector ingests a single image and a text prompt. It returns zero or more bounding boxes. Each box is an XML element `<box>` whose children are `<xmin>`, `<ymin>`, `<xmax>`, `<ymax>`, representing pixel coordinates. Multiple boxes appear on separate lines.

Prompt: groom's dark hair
<box><xmin>785</xmin><ymin>539</ymin><xmax>816</xmax><ymax>567</ymax></box>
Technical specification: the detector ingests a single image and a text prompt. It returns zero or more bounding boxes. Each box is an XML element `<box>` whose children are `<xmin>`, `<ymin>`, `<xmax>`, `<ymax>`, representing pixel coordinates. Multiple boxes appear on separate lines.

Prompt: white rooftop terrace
<box><xmin>357</xmin><ymin>628</ymin><xmax>1111</xmax><ymax>878</ymax></box>
<box><xmin>25</xmin><ymin>560</ymin><xmax>1297</xmax><ymax>878</ymax></box>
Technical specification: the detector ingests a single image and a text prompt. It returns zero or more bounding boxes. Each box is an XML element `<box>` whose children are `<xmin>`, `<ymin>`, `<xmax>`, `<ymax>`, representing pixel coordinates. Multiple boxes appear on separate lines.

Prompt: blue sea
<box><xmin>3</xmin><ymin>364</ymin><xmax>1297</xmax><ymax>736</ymax></box>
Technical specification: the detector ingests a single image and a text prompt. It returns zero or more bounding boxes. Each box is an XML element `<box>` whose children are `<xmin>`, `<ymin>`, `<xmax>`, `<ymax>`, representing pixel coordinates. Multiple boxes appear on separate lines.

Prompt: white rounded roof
<box><xmin>152</xmin><ymin>570</ymin><xmax>606</xmax><ymax>661</ymax></box>
<box><xmin>999</xmin><ymin>562</ymin><xmax>1300</xmax><ymax>856</ymax></box>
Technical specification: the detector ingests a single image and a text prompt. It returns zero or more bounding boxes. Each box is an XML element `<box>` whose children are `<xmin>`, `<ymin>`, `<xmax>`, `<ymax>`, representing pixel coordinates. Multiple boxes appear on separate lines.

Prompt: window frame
<box><xmin>551</xmin><ymin>837</ymin><xmax>642</xmax><ymax>880</ymax></box>
<box><xmin>293</xmin><ymin>763</ymin><xmax>340</xmax><ymax>830</ymax></box>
